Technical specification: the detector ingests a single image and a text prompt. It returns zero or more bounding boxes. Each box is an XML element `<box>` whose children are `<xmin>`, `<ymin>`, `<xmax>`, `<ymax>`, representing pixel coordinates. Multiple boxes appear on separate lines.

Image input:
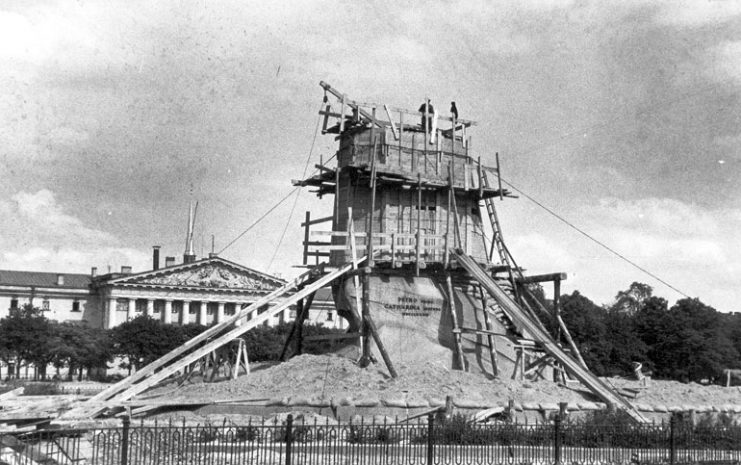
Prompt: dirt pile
<box><xmin>156</xmin><ymin>354</ymin><xmax>595</xmax><ymax>406</ymax></box>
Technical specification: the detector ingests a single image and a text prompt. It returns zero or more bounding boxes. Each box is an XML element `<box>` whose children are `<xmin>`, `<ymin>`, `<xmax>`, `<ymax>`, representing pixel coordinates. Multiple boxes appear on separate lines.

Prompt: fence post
<box><xmin>427</xmin><ymin>412</ymin><xmax>434</xmax><ymax>465</ymax></box>
<box><xmin>669</xmin><ymin>413</ymin><xmax>676</xmax><ymax>465</ymax></box>
<box><xmin>120</xmin><ymin>416</ymin><xmax>130</xmax><ymax>465</ymax></box>
<box><xmin>554</xmin><ymin>412</ymin><xmax>562</xmax><ymax>465</ymax></box>
<box><xmin>285</xmin><ymin>414</ymin><xmax>293</xmax><ymax>465</ymax></box>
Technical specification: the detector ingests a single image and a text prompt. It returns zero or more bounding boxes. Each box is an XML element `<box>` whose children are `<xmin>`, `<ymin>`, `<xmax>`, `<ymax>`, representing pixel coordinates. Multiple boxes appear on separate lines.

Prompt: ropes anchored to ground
<box><xmin>499</xmin><ymin>177</ymin><xmax>691</xmax><ymax>299</ymax></box>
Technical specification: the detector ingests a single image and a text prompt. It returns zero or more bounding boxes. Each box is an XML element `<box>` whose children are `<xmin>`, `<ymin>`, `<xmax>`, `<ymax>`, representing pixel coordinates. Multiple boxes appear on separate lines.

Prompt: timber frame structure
<box><xmin>66</xmin><ymin>82</ymin><xmax>647</xmax><ymax>423</ymax></box>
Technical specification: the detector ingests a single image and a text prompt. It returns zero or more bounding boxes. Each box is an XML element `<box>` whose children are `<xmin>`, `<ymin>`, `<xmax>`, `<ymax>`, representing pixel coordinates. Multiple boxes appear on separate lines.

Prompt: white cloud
<box><xmin>505</xmin><ymin>197</ymin><xmax>741</xmax><ymax>311</ymax></box>
<box><xmin>654</xmin><ymin>0</ymin><xmax>741</xmax><ymax>27</ymax></box>
<box><xmin>708</xmin><ymin>40</ymin><xmax>741</xmax><ymax>83</ymax></box>
<box><xmin>0</xmin><ymin>189</ymin><xmax>149</xmax><ymax>273</ymax></box>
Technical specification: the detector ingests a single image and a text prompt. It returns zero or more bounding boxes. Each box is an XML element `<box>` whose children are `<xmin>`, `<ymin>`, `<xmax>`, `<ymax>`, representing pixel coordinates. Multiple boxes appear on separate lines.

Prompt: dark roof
<box><xmin>0</xmin><ymin>270</ymin><xmax>91</xmax><ymax>289</ymax></box>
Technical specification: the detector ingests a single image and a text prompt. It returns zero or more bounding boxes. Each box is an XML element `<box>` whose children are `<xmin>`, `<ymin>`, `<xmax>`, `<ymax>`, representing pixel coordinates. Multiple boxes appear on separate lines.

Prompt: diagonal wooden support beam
<box><xmin>81</xmin><ymin>268</ymin><xmax>320</xmax><ymax>410</ymax></box>
<box><xmin>452</xmin><ymin>249</ymin><xmax>648</xmax><ymax>424</ymax></box>
<box><xmin>68</xmin><ymin>258</ymin><xmax>367</xmax><ymax>419</ymax></box>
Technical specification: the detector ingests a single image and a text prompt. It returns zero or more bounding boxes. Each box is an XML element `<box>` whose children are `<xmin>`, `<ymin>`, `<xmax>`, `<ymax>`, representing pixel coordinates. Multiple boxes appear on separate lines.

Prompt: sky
<box><xmin>1</xmin><ymin>0</ymin><xmax>741</xmax><ymax>311</ymax></box>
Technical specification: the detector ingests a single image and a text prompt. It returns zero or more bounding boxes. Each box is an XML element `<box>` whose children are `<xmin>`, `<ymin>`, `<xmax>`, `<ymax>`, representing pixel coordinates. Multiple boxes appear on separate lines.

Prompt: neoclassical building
<box><xmin>0</xmin><ymin>249</ymin><xmax>341</xmax><ymax>330</ymax></box>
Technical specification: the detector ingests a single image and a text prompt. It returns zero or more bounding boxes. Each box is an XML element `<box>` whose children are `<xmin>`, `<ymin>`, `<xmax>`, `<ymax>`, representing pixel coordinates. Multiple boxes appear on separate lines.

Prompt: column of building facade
<box><xmin>198</xmin><ymin>301</ymin><xmax>207</xmax><ymax>325</ymax></box>
<box><xmin>181</xmin><ymin>300</ymin><xmax>191</xmax><ymax>325</ymax></box>
<box><xmin>126</xmin><ymin>298</ymin><xmax>134</xmax><ymax>322</ymax></box>
<box><xmin>164</xmin><ymin>300</ymin><xmax>173</xmax><ymax>324</ymax></box>
<box><xmin>146</xmin><ymin>299</ymin><xmax>154</xmax><ymax>318</ymax></box>
<box><xmin>107</xmin><ymin>297</ymin><xmax>117</xmax><ymax>329</ymax></box>
<box><xmin>216</xmin><ymin>302</ymin><xmax>225</xmax><ymax>324</ymax></box>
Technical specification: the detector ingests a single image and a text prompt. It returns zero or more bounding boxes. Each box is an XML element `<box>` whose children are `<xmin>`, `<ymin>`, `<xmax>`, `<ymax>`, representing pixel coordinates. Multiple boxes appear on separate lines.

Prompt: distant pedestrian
<box><xmin>450</xmin><ymin>102</ymin><xmax>458</xmax><ymax>120</ymax></box>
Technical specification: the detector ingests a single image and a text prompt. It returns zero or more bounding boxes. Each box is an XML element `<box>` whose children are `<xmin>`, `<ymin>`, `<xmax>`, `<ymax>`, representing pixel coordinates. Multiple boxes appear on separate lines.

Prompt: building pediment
<box><xmin>107</xmin><ymin>257</ymin><xmax>284</xmax><ymax>292</ymax></box>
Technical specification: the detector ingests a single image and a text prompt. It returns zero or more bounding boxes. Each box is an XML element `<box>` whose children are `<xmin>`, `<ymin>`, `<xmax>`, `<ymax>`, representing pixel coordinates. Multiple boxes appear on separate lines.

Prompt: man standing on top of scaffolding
<box><xmin>418</xmin><ymin>99</ymin><xmax>434</xmax><ymax>132</ymax></box>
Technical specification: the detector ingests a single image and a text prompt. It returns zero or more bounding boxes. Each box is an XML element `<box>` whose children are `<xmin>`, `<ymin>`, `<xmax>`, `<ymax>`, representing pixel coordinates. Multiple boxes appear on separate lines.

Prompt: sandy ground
<box><xmin>147</xmin><ymin>354</ymin><xmax>741</xmax><ymax>410</ymax></box>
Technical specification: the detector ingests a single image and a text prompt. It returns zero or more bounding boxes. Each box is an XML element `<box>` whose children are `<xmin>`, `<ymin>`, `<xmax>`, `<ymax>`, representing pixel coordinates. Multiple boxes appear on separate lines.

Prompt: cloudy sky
<box><xmin>1</xmin><ymin>0</ymin><xmax>740</xmax><ymax>310</ymax></box>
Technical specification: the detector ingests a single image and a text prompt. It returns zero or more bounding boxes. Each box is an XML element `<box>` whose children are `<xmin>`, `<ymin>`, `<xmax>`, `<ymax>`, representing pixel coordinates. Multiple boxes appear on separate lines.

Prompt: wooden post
<box><xmin>368</xmin><ymin>151</ymin><xmax>377</xmax><ymax>268</ymax></box>
<box><xmin>360</xmin><ymin>268</ymin><xmax>372</xmax><ymax>367</ymax></box>
<box><xmin>478</xmin><ymin>156</ymin><xmax>483</xmax><ymax>199</ymax></box>
<box><xmin>370</xmin><ymin>107</ymin><xmax>376</xmax><ymax>153</ymax></box>
<box><xmin>399</xmin><ymin>112</ymin><xmax>404</xmax><ymax>159</ymax></box>
<box><xmin>348</xmin><ymin>210</ymin><xmax>364</xmax><ymax>353</ymax></box>
<box><xmin>449</xmin><ymin>166</ymin><xmax>463</xmax><ymax>249</ymax></box>
<box><xmin>303</xmin><ymin>211</ymin><xmax>310</xmax><ymax>265</ymax></box>
<box><xmin>446</xmin><ymin>274</ymin><xmax>466</xmax><ymax>370</ymax></box>
<box><xmin>339</xmin><ymin>94</ymin><xmax>346</xmax><ymax>133</ymax></box>
<box><xmin>391</xmin><ymin>232</ymin><xmax>397</xmax><ymax>268</ymax></box>
<box><xmin>553</xmin><ymin>278</ymin><xmax>562</xmax><ymax>383</ymax></box>
<box><xmin>416</xmin><ymin>173</ymin><xmax>422</xmax><ymax>276</ymax></box>
<box><xmin>478</xmin><ymin>286</ymin><xmax>499</xmax><ymax>377</ymax></box>
<box><xmin>384</xmin><ymin>105</ymin><xmax>398</xmax><ymax>141</ymax></box>
<box><xmin>295</xmin><ymin>299</ymin><xmax>305</xmax><ymax>355</ymax></box>
<box><xmin>365</xmin><ymin>313</ymin><xmax>397</xmax><ymax>378</ymax></box>
<box><xmin>496</xmin><ymin>152</ymin><xmax>503</xmax><ymax>201</ymax></box>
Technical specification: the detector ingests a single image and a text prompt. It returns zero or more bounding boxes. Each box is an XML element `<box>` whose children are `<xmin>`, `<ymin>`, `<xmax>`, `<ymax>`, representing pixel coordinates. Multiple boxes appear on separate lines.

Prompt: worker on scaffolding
<box><xmin>418</xmin><ymin>99</ymin><xmax>434</xmax><ymax>132</ymax></box>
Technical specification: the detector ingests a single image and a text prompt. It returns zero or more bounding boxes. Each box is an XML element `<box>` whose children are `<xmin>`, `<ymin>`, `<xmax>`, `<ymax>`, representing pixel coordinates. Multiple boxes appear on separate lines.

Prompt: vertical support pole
<box><xmin>436</xmin><ymin>129</ymin><xmax>441</xmax><ymax>175</ymax></box>
<box><xmin>554</xmin><ymin>409</ymin><xmax>562</xmax><ymax>465</ymax></box>
<box><xmin>446</xmin><ymin>274</ymin><xmax>466</xmax><ymax>370</ymax></box>
<box><xmin>368</xmin><ymin>153</ymin><xmax>377</xmax><ymax>268</ymax></box>
<box><xmin>302</xmin><ymin>211</ymin><xmax>310</xmax><ymax>265</ymax></box>
<box><xmin>478</xmin><ymin>286</ymin><xmax>498</xmax><ymax>377</ymax></box>
<box><xmin>496</xmin><ymin>152</ymin><xmax>503</xmax><ymax>201</ymax></box>
<box><xmin>424</xmin><ymin>100</ymin><xmax>429</xmax><ymax>160</ymax></box>
<box><xmin>361</xmin><ymin>268</ymin><xmax>372</xmax><ymax>367</ymax></box>
<box><xmin>391</xmin><ymin>232</ymin><xmax>397</xmax><ymax>268</ymax></box>
<box><xmin>339</xmin><ymin>94</ymin><xmax>346</xmax><ymax>133</ymax></box>
<box><xmin>348</xmin><ymin>210</ymin><xmax>363</xmax><ymax>356</ymax></box>
<box><xmin>553</xmin><ymin>277</ymin><xmax>563</xmax><ymax>382</ymax></box>
<box><xmin>416</xmin><ymin>173</ymin><xmax>422</xmax><ymax>276</ymax></box>
<box><xmin>399</xmin><ymin>112</ymin><xmax>404</xmax><ymax>160</ymax></box>
<box><xmin>370</xmin><ymin>107</ymin><xmax>376</xmax><ymax>156</ymax></box>
<box><xmin>285</xmin><ymin>414</ymin><xmax>293</xmax><ymax>465</ymax></box>
<box><xmin>449</xmin><ymin>166</ymin><xmax>463</xmax><ymax>249</ymax></box>
<box><xmin>295</xmin><ymin>298</ymin><xmax>305</xmax><ymax>355</ymax></box>
<box><xmin>121</xmin><ymin>415</ymin><xmax>130</xmax><ymax>465</ymax></box>
<box><xmin>445</xmin><ymin>186</ymin><xmax>451</xmax><ymax>267</ymax></box>
<box><xmin>477</xmin><ymin>156</ymin><xmax>483</xmax><ymax>199</ymax></box>
<box><xmin>427</xmin><ymin>413</ymin><xmax>435</xmax><ymax>465</ymax></box>
<box><xmin>670</xmin><ymin>413</ymin><xmax>677</xmax><ymax>465</ymax></box>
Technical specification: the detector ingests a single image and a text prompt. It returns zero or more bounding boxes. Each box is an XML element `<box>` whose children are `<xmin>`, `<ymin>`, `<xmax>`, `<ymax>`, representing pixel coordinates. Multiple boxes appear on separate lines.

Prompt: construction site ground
<box><xmin>139</xmin><ymin>354</ymin><xmax>741</xmax><ymax>423</ymax></box>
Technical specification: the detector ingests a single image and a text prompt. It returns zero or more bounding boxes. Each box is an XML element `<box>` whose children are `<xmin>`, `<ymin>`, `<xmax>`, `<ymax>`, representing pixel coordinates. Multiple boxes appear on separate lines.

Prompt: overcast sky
<box><xmin>1</xmin><ymin>1</ymin><xmax>740</xmax><ymax>311</ymax></box>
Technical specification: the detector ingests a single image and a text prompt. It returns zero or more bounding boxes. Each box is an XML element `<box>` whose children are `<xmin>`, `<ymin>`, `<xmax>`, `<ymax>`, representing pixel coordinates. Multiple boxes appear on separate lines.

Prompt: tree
<box><xmin>559</xmin><ymin>291</ymin><xmax>611</xmax><ymax>375</ymax></box>
<box><xmin>0</xmin><ymin>304</ymin><xmax>52</xmax><ymax>379</ymax></box>
<box><xmin>110</xmin><ymin>316</ymin><xmax>200</xmax><ymax>371</ymax></box>
<box><xmin>613</xmin><ymin>282</ymin><xmax>653</xmax><ymax>315</ymax></box>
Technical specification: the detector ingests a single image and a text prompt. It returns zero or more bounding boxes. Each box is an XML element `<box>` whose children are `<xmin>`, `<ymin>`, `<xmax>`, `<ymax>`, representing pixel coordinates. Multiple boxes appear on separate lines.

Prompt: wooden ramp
<box><xmin>453</xmin><ymin>250</ymin><xmax>647</xmax><ymax>423</ymax></box>
<box><xmin>65</xmin><ymin>258</ymin><xmax>365</xmax><ymax>419</ymax></box>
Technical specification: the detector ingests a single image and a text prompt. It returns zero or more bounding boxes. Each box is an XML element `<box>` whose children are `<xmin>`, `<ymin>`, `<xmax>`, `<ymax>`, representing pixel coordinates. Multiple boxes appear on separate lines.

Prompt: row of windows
<box><xmin>114</xmin><ymin>299</ymin><xmax>239</xmax><ymax>316</ymax></box>
<box><xmin>9</xmin><ymin>298</ymin><xmax>81</xmax><ymax>312</ymax></box>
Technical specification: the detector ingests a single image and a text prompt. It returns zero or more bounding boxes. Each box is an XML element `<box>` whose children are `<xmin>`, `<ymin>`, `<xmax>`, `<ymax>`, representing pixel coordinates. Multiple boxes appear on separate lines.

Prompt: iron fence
<box><xmin>3</xmin><ymin>414</ymin><xmax>741</xmax><ymax>465</ymax></box>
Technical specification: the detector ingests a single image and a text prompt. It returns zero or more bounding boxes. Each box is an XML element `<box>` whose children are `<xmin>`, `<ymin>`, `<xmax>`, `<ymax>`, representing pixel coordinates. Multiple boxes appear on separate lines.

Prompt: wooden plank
<box><xmin>79</xmin><ymin>267</ymin><xmax>320</xmax><ymax>411</ymax></box>
<box><xmin>303</xmin><ymin>332</ymin><xmax>361</xmax><ymax>342</ymax></box>
<box><xmin>71</xmin><ymin>259</ymin><xmax>366</xmax><ymax>419</ymax></box>
<box><xmin>516</xmin><ymin>272</ymin><xmax>568</xmax><ymax>284</ymax></box>
<box><xmin>384</xmin><ymin>105</ymin><xmax>398</xmax><ymax>140</ymax></box>
<box><xmin>452</xmin><ymin>250</ymin><xmax>648</xmax><ymax>423</ymax></box>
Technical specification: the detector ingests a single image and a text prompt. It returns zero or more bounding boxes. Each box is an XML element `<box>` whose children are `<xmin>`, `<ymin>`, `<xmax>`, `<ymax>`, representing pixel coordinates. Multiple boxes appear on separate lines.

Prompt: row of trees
<box><xmin>1</xmin><ymin>283</ymin><xmax>739</xmax><ymax>384</ymax></box>
<box><xmin>0</xmin><ymin>305</ymin><xmax>345</xmax><ymax>381</ymax></box>
<box><xmin>559</xmin><ymin>282</ymin><xmax>741</xmax><ymax>383</ymax></box>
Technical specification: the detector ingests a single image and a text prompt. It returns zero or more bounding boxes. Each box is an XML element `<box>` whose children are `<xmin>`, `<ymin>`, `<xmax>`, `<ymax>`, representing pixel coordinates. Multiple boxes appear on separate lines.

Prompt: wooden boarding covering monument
<box><xmin>66</xmin><ymin>82</ymin><xmax>645</xmax><ymax>423</ymax></box>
